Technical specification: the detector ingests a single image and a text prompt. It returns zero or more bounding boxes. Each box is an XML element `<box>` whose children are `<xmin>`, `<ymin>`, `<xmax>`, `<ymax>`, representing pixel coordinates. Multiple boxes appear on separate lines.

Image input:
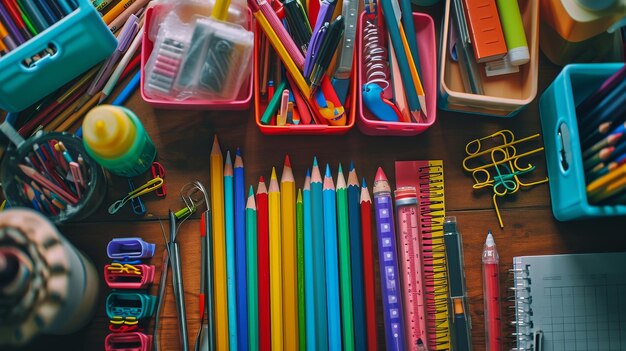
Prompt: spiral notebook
<box><xmin>511</xmin><ymin>252</ymin><xmax>626</xmax><ymax>351</ymax></box>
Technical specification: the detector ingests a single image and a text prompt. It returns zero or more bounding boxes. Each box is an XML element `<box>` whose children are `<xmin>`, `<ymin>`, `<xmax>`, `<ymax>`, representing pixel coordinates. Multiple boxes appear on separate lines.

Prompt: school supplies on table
<box><xmin>0</xmin><ymin>128</ymin><xmax>106</xmax><ymax>223</ymax></box>
<box><xmin>482</xmin><ymin>231</ymin><xmax>502</xmax><ymax>351</ymax></box>
<box><xmin>255</xmin><ymin>176</ymin><xmax>271</xmax><ymax>351</ymax></box>
<box><xmin>539</xmin><ymin>63</ymin><xmax>626</xmax><ymax>220</ymax></box>
<box><xmin>268</xmin><ymin>167</ymin><xmax>284</xmax><ymax>351</ymax></box>
<box><xmin>462</xmin><ymin>129</ymin><xmax>548</xmax><ymax>228</ymax></box>
<box><xmin>281</xmin><ymin>156</ymin><xmax>299</xmax><ymax>350</ymax></box>
<box><xmin>234</xmin><ymin>150</ymin><xmax>249</xmax><ymax>351</ymax></box>
<box><xmin>510</xmin><ymin>252</ymin><xmax>626</xmax><ymax>351</ymax></box>
<box><xmin>336</xmin><ymin>164</ymin><xmax>355</xmax><ymax>350</ymax></box>
<box><xmin>0</xmin><ymin>0</ymin><xmax>117</xmax><ymax>112</ymax></box>
<box><xmin>496</xmin><ymin>0</ymin><xmax>529</xmax><ymax>66</ymax></box>
<box><xmin>108</xmin><ymin>177</ymin><xmax>164</xmax><ymax>214</ymax></box>
<box><xmin>82</xmin><ymin>105</ymin><xmax>157</xmax><ymax>177</ymax></box>
<box><xmin>395</xmin><ymin>160</ymin><xmax>451</xmax><ymax>351</ymax></box>
<box><xmin>0</xmin><ymin>209</ymin><xmax>99</xmax><ymax>346</ymax></box>
<box><xmin>360</xmin><ymin>178</ymin><xmax>379</xmax><ymax>351</ymax></box>
<box><xmin>223</xmin><ymin>151</ymin><xmax>239</xmax><ymax>350</ymax></box>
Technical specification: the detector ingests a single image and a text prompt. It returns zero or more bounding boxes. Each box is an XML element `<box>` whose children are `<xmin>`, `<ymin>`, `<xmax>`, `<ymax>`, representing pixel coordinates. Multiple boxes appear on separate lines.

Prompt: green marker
<box><xmin>496</xmin><ymin>0</ymin><xmax>529</xmax><ymax>66</ymax></box>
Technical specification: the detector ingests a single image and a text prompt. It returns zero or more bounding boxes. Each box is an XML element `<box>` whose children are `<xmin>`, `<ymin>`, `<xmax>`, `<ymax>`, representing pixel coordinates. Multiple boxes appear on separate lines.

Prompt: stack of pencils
<box><xmin>208</xmin><ymin>136</ymin><xmax>437</xmax><ymax>351</ymax></box>
<box><xmin>578</xmin><ymin>66</ymin><xmax>626</xmax><ymax>204</ymax></box>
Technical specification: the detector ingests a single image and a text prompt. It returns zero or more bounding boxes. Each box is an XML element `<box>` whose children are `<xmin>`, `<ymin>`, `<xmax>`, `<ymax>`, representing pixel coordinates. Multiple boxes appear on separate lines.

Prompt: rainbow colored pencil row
<box><xmin>209</xmin><ymin>137</ymin><xmax>436</xmax><ymax>351</ymax></box>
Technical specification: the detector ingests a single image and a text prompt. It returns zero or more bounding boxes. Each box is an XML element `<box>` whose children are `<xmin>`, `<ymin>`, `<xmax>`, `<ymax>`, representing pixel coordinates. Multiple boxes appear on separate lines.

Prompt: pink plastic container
<box><xmin>356</xmin><ymin>12</ymin><xmax>437</xmax><ymax>136</ymax></box>
<box><xmin>140</xmin><ymin>5</ymin><xmax>254</xmax><ymax>110</ymax></box>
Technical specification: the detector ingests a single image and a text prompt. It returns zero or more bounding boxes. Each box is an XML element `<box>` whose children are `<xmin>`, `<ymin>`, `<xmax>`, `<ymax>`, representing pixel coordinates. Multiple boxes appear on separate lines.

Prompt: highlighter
<box><xmin>496</xmin><ymin>0</ymin><xmax>529</xmax><ymax>66</ymax></box>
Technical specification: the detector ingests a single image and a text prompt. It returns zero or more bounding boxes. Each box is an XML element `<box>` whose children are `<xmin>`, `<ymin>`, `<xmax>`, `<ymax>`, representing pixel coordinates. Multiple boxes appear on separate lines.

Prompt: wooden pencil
<box><xmin>234</xmin><ymin>149</ymin><xmax>248</xmax><ymax>351</ymax></box>
<box><xmin>224</xmin><ymin>151</ymin><xmax>238</xmax><ymax>350</ymax></box>
<box><xmin>296</xmin><ymin>188</ymin><xmax>306</xmax><ymax>351</ymax></box>
<box><xmin>360</xmin><ymin>178</ymin><xmax>379</xmax><ymax>351</ymax></box>
<box><xmin>281</xmin><ymin>155</ymin><xmax>299</xmax><ymax>350</ymax></box>
<box><xmin>311</xmin><ymin>157</ymin><xmax>329</xmax><ymax>350</ymax></box>
<box><xmin>269</xmin><ymin>168</ymin><xmax>283</xmax><ymax>351</ymax></box>
<box><xmin>336</xmin><ymin>164</ymin><xmax>355</xmax><ymax>350</ymax></box>
<box><xmin>55</xmin><ymin>92</ymin><xmax>102</xmax><ymax>132</ymax></box>
<box><xmin>323</xmin><ymin>164</ymin><xmax>342</xmax><ymax>350</ymax></box>
<box><xmin>347</xmin><ymin>162</ymin><xmax>366</xmax><ymax>351</ymax></box>
<box><xmin>256</xmin><ymin>177</ymin><xmax>271</xmax><ymax>351</ymax></box>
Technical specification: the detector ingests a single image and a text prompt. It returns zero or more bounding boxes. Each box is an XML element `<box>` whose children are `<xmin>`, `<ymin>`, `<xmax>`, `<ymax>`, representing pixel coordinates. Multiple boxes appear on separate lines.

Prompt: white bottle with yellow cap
<box><xmin>82</xmin><ymin>105</ymin><xmax>156</xmax><ymax>177</ymax></box>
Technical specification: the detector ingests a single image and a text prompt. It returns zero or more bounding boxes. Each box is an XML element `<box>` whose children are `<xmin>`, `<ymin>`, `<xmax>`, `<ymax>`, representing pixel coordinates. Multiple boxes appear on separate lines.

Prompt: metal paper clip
<box><xmin>105</xmin><ymin>332</ymin><xmax>153</xmax><ymax>351</ymax></box>
<box><xmin>151</xmin><ymin>162</ymin><xmax>167</xmax><ymax>198</ymax></box>
<box><xmin>107</xmin><ymin>237</ymin><xmax>156</xmax><ymax>260</ymax></box>
<box><xmin>127</xmin><ymin>178</ymin><xmax>147</xmax><ymax>216</ymax></box>
<box><xmin>108</xmin><ymin>177</ymin><xmax>164</xmax><ymax>214</ymax></box>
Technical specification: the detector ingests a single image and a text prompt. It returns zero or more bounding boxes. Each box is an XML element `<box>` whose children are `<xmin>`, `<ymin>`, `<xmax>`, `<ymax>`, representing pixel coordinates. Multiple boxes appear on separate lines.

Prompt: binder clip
<box><xmin>105</xmin><ymin>332</ymin><xmax>153</xmax><ymax>351</ymax></box>
<box><xmin>107</xmin><ymin>237</ymin><xmax>156</xmax><ymax>260</ymax></box>
<box><xmin>104</xmin><ymin>263</ymin><xmax>156</xmax><ymax>289</ymax></box>
<box><xmin>106</xmin><ymin>292</ymin><xmax>157</xmax><ymax>320</ymax></box>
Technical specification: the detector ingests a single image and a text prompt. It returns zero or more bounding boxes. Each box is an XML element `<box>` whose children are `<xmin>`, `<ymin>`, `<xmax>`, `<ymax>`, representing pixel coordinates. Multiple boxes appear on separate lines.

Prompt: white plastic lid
<box><xmin>508</xmin><ymin>46</ymin><xmax>530</xmax><ymax>66</ymax></box>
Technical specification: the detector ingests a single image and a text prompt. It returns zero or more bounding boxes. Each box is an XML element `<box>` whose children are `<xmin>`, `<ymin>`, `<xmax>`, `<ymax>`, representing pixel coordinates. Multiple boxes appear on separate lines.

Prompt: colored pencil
<box><xmin>107</xmin><ymin>0</ymin><xmax>149</xmax><ymax>32</ymax></box>
<box><xmin>360</xmin><ymin>178</ymin><xmax>379</xmax><ymax>351</ymax></box>
<box><xmin>269</xmin><ymin>168</ymin><xmax>284</xmax><ymax>351</ymax></box>
<box><xmin>336</xmin><ymin>164</ymin><xmax>355</xmax><ymax>350</ymax></box>
<box><xmin>0</xmin><ymin>0</ymin><xmax>32</xmax><ymax>41</ymax></box>
<box><xmin>0</xmin><ymin>3</ymin><xmax>25</xmax><ymax>45</ymax></box>
<box><xmin>55</xmin><ymin>92</ymin><xmax>102</xmax><ymax>132</ymax></box>
<box><xmin>234</xmin><ymin>149</ymin><xmax>248</xmax><ymax>351</ymax></box>
<box><xmin>281</xmin><ymin>155</ymin><xmax>299</xmax><ymax>350</ymax></box>
<box><xmin>373</xmin><ymin>167</ymin><xmax>406</xmax><ymax>351</ymax></box>
<box><xmin>17</xmin><ymin>0</ymin><xmax>47</xmax><ymax>33</ymax></box>
<box><xmin>347</xmin><ymin>163</ymin><xmax>366</xmax><ymax>351</ymax></box>
<box><xmin>303</xmin><ymin>170</ymin><xmax>316</xmax><ymax>351</ymax></box>
<box><xmin>583</xmin><ymin>131</ymin><xmax>624</xmax><ymax>160</ymax></box>
<box><xmin>102</xmin><ymin>0</ymin><xmax>138</xmax><ymax>25</ymax></box>
<box><xmin>256</xmin><ymin>177</ymin><xmax>271</xmax><ymax>351</ymax></box>
<box><xmin>210</xmin><ymin>136</ymin><xmax>229</xmax><ymax>351</ymax></box>
<box><xmin>100</xmin><ymin>23</ymin><xmax>144</xmax><ymax>103</ymax></box>
<box><xmin>246</xmin><ymin>186</ymin><xmax>259</xmax><ymax>351</ymax></box>
<box><xmin>311</xmin><ymin>157</ymin><xmax>329</xmax><ymax>351</ymax></box>
<box><xmin>323</xmin><ymin>164</ymin><xmax>342</xmax><ymax>350</ymax></box>
<box><xmin>296</xmin><ymin>188</ymin><xmax>306</xmax><ymax>351</ymax></box>
<box><xmin>111</xmin><ymin>70</ymin><xmax>140</xmax><ymax>106</ymax></box>
<box><xmin>224</xmin><ymin>151</ymin><xmax>238</xmax><ymax>351</ymax></box>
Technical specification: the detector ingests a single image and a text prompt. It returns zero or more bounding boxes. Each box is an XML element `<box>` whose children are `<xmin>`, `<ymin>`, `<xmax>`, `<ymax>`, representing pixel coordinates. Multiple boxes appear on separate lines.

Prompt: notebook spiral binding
<box><xmin>416</xmin><ymin>162</ymin><xmax>451</xmax><ymax>351</ymax></box>
<box><xmin>362</xmin><ymin>18</ymin><xmax>390</xmax><ymax>90</ymax></box>
<box><xmin>507</xmin><ymin>264</ymin><xmax>534</xmax><ymax>351</ymax></box>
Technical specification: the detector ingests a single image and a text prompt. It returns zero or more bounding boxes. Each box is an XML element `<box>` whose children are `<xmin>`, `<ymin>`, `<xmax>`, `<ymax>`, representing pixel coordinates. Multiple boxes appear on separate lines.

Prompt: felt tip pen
<box><xmin>443</xmin><ymin>216</ymin><xmax>473</xmax><ymax>351</ymax></box>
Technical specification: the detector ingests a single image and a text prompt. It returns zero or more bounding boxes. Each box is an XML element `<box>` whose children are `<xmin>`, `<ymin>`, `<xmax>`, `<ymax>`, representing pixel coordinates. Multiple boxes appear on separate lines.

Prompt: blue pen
<box><xmin>304</xmin><ymin>0</ymin><xmax>336</xmax><ymax>77</ymax></box>
<box><xmin>223</xmin><ymin>151</ymin><xmax>238</xmax><ymax>351</ymax></box>
<box><xmin>112</xmin><ymin>71</ymin><xmax>141</xmax><ymax>106</ymax></box>
<box><xmin>305</xmin><ymin>22</ymin><xmax>329</xmax><ymax>78</ymax></box>
<box><xmin>323</xmin><ymin>164</ymin><xmax>342</xmax><ymax>350</ymax></box>
<box><xmin>234</xmin><ymin>149</ymin><xmax>248</xmax><ymax>351</ymax></box>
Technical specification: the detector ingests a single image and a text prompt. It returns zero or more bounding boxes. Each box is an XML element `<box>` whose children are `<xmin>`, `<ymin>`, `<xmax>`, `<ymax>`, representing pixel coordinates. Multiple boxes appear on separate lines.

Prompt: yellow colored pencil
<box><xmin>398</xmin><ymin>24</ymin><xmax>427</xmax><ymax>116</ymax></box>
<box><xmin>55</xmin><ymin>92</ymin><xmax>102</xmax><ymax>132</ymax></box>
<box><xmin>269</xmin><ymin>168</ymin><xmax>284</xmax><ymax>351</ymax></box>
<box><xmin>102</xmin><ymin>0</ymin><xmax>137</xmax><ymax>25</ymax></box>
<box><xmin>587</xmin><ymin>163</ymin><xmax>626</xmax><ymax>195</ymax></box>
<box><xmin>281</xmin><ymin>155</ymin><xmax>298</xmax><ymax>350</ymax></box>
<box><xmin>589</xmin><ymin>173</ymin><xmax>626</xmax><ymax>203</ymax></box>
<box><xmin>211</xmin><ymin>136</ymin><xmax>230</xmax><ymax>351</ymax></box>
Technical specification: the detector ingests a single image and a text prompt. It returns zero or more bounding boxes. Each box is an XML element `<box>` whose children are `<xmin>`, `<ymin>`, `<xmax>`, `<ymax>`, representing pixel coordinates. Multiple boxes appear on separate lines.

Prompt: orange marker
<box><xmin>463</xmin><ymin>0</ymin><xmax>507</xmax><ymax>63</ymax></box>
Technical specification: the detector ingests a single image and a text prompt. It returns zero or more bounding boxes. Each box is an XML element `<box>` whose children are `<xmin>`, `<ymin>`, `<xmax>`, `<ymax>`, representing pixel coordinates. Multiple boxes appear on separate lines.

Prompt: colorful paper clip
<box><xmin>107</xmin><ymin>237</ymin><xmax>156</xmax><ymax>260</ymax></box>
<box><xmin>150</xmin><ymin>162</ymin><xmax>167</xmax><ymax>198</ymax></box>
<box><xmin>109</xmin><ymin>323</ymin><xmax>142</xmax><ymax>333</ymax></box>
<box><xmin>127</xmin><ymin>178</ymin><xmax>147</xmax><ymax>216</ymax></box>
<box><xmin>110</xmin><ymin>316</ymin><xmax>140</xmax><ymax>326</ymax></box>
<box><xmin>106</xmin><ymin>292</ymin><xmax>157</xmax><ymax>320</ymax></box>
<box><xmin>104</xmin><ymin>263</ymin><xmax>156</xmax><ymax>289</ymax></box>
<box><xmin>108</xmin><ymin>177</ymin><xmax>164</xmax><ymax>214</ymax></box>
<box><xmin>105</xmin><ymin>332</ymin><xmax>153</xmax><ymax>351</ymax></box>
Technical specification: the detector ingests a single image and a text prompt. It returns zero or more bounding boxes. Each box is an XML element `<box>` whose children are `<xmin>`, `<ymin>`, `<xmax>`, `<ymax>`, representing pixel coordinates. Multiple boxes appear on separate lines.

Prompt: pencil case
<box><xmin>356</xmin><ymin>12</ymin><xmax>437</xmax><ymax>136</ymax></box>
<box><xmin>0</xmin><ymin>0</ymin><xmax>117</xmax><ymax>112</ymax></box>
<box><xmin>140</xmin><ymin>4</ymin><xmax>254</xmax><ymax>110</ymax></box>
<box><xmin>438</xmin><ymin>0</ymin><xmax>539</xmax><ymax>117</ymax></box>
<box><xmin>252</xmin><ymin>26</ymin><xmax>356</xmax><ymax>135</ymax></box>
<box><xmin>539</xmin><ymin>63</ymin><xmax>626</xmax><ymax>221</ymax></box>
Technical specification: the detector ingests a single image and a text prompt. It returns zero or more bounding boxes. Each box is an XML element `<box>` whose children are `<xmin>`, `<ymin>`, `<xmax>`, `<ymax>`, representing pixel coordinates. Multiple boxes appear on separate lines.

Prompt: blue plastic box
<box><xmin>0</xmin><ymin>0</ymin><xmax>117</xmax><ymax>112</ymax></box>
<box><xmin>539</xmin><ymin>63</ymin><xmax>626</xmax><ymax>221</ymax></box>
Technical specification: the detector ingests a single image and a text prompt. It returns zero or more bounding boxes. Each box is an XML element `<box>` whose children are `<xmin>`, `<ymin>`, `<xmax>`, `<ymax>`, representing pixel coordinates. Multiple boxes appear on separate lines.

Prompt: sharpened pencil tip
<box><xmin>313</xmin><ymin>156</ymin><xmax>318</xmax><ymax>167</ymax></box>
<box><xmin>349</xmin><ymin>160</ymin><xmax>354</xmax><ymax>171</ymax></box>
<box><xmin>225</xmin><ymin>150</ymin><xmax>232</xmax><ymax>163</ymax></box>
<box><xmin>249</xmin><ymin>186</ymin><xmax>254</xmax><ymax>196</ymax></box>
<box><xmin>338</xmin><ymin>163</ymin><xmax>343</xmax><ymax>173</ymax></box>
<box><xmin>306</xmin><ymin>168</ymin><xmax>311</xmax><ymax>177</ymax></box>
<box><xmin>236</xmin><ymin>147</ymin><xmax>241</xmax><ymax>156</ymax></box>
<box><xmin>362</xmin><ymin>177</ymin><xmax>367</xmax><ymax>187</ymax></box>
<box><xmin>259</xmin><ymin>176</ymin><xmax>264</xmax><ymax>183</ymax></box>
<box><xmin>271</xmin><ymin>167</ymin><xmax>277</xmax><ymax>180</ymax></box>
<box><xmin>325</xmin><ymin>164</ymin><xmax>331</xmax><ymax>177</ymax></box>
<box><xmin>375</xmin><ymin>167</ymin><xmax>387</xmax><ymax>181</ymax></box>
<box><xmin>284</xmin><ymin>154</ymin><xmax>291</xmax><ymax>167</ymax></box>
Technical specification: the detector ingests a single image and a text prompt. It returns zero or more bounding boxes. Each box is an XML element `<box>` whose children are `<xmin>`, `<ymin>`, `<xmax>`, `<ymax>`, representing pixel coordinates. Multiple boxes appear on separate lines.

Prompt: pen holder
<box><xmin>539</xmin><ymin>63</ymin><xmax>626</xmax><ymax>221</ymax></box>
<box><xmin>0</xmin><ymin>0</ymin><xmax>117</xmax><ymax>112</ymax></box>
<box><xmin>356</xmin><ymin>12</ymin><xmax>437</xmax><ymax>136</ymax></box>
<box><xmin>140</xmin><ymin>5</ymin><xmax>254</xmax><ymax>110</ymax></box>
<box><xmin>438</xmin><ymin>0</ymin><xmax>539</xmax><ymax>117</ymax></box>
<box><xmin>0</xmin><ymin>131</ymin><xmax>107</xmax><ymax>223</ymax></box>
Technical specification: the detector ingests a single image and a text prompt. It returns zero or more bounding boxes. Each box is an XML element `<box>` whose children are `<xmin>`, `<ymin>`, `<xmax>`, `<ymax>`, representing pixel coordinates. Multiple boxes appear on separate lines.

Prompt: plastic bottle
<box><xmin>82</xmin><ymin>105</ymin><xmax>156</xmax><ymax>177</ymax></box>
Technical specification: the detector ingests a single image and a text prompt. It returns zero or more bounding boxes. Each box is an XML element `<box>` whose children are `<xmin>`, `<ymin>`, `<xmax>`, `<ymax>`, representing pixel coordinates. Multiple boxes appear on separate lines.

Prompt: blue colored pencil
<box><xmin>17</xmin><ymin>0</ymin><xmax>48</xmax><ymax>33</ymax></box>
<box><xmin>347</xmin><ymin>162</ymin><xmax>367</xmax><ymax>350</ymax></box>
<box><xmin>303</xmin><ymin>170</ymin><xmax>316</xmax><ymax>351</ymax></box>
<box><xmin>311</xmin><ymin>158</ymin><xmax>329</xmax><ymax>351</ymax></box>
<box><xmin>34</xmin><ymin>0</ymin><xmax>57</xmax><ymax>25</ymax></box>
<box><xmin>112</xmin><ymin>71</ymin><xmax>140</xmax><ymax>106</ymax></box>
<box><xmin>323</xmin><ymin>164</ymin><xmax>342</xmax><ymax>350</ymax></box>
<box><xmin>223</xmin><ymin>151</ymin><xmax>238</xmax><ymax>351</ymax></box>
<box><xmin>234</xmin><ymin>149</ymin><xmax>248</xmax><ymax>351</ymax></box>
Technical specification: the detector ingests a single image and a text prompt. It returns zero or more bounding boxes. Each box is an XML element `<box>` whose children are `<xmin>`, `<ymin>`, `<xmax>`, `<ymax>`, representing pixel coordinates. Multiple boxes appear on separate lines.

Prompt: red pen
<box><xmin>483</xmin><ymin>231</ymin><xmax>503</xmax><ymax>351</ymax></box>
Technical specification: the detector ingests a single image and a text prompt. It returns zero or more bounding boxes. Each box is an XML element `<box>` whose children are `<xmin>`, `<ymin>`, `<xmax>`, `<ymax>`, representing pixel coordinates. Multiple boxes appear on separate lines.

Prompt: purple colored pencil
<box><xmin>0</xmin><ymin>4</ymin><xmax>26</xmax><ymax>44</ymax></box>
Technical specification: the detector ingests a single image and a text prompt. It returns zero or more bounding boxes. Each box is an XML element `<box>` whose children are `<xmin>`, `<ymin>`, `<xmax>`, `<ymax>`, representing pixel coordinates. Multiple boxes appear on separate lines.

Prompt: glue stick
<box><xmin>82</xmin><ymin>105</ymin><xmax>156</xmax><ymax>177</ymax></box>
<box><xmin>496</xmin><ymin>0</ymin><xmax>529</xmax><ymax>66</ymax></box>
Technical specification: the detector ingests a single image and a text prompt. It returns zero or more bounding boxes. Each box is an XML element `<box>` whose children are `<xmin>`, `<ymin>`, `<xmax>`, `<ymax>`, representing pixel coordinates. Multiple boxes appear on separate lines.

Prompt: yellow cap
<box><xmin>82</xmin><ymin>105</ymin><xmax>136</xmax><ymax>158</ymax></box>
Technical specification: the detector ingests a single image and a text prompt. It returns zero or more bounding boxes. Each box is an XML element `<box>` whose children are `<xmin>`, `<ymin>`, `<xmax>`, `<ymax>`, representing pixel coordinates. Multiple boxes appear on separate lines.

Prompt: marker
<box><xmin>496</xmin><ymin>0</ymin><xmax>529</xmax><ymax>66</ymax></box>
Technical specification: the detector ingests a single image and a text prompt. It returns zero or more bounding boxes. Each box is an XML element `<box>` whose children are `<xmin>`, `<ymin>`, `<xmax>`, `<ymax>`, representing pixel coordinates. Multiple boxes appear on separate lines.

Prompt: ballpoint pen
<box><xmin>304</xmin><ymin>0</ymin><xmax>336</xmax><ymax>77</ymax></box>
<box><xmin>443</xmin><ymin>216</ymin><xmax>473</xmax><ymax>351</ymax></box>
<box><xmin>310</xmin><ymin>16</ymin><xmax>345</xmax><ymax>87</ymax></box>
<box><xmin>307</xmin><ymin>22</ymin><xmax>329</xmax><ymax>79</ymax></box>
<box><xmin>450</xmin><ymin>0</ymin><xmax>484</xmax><ymax>95</ymax></box>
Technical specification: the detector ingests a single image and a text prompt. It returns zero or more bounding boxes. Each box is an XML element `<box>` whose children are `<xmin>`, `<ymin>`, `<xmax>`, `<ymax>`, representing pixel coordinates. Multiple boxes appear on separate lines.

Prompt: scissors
<box><xmin>108</xmin><ymin>177</ymin><xmax>164</xmax><ymax>214</ymax></box>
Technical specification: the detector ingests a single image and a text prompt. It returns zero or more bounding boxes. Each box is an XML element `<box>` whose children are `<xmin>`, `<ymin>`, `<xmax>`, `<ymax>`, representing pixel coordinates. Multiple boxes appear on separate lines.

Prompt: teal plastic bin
<box><xmin>0</xmin><ymin>0</ymin><xmax>117</xmax><ymax>112</ymax></box>
<box><xmin>539</xmin><ymin>63</ymin><xmax>626</xmax><ymax>221</ymax></box>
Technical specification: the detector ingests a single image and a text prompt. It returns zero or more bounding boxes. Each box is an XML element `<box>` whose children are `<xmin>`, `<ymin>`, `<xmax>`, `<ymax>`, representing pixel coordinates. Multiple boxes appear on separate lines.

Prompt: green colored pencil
<box><xmin>246</xmin><ymin>186</ymin><xmax>259</xmax><ymax>351</ymax></box>
<box><xmin>336</xmin><ymin>164</ymin><xmax>355</xmax><ymax>350</ymax></box>
<box><xmin>296</xmin><ymin>188</ymin><xmax>306</xmax><ymax>351</ymax></box>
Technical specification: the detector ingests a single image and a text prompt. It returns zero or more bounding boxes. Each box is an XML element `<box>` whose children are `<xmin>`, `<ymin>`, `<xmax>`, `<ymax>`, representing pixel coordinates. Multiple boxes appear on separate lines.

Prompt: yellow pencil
<box><xmin>281</xmin><ymin>156</ymin><xmax>298</xmax><ymax>350</ymax></box>
<box><xmin>211</xmin><ymin>136</ymin><xmax>229</xmax><ymax>351</ymax></box>
<box><xmin>589</xmin><ymin>173</ymin><xmax>626</xmax><ymax>203</ymax></box>
<box><xmin>269</xmin><ymin>168</ymin><xmax>284</xmax><ymax>351</ymax></box>
<box><xmin>587</xmin><ymin>163</ymin><xmax>626</xmax><ymax>195</ymax></box>
<box><xmin>398</xmin><ymin>24</ymin><xmax>427</xmax><ymax>117</ymax></box>
<box><xmin>55</xmin><ymin>92</ymin><xmax>102</xmax><ymax>132</ymax></box>
<box><xmin>102</xmin><ymin>0</ymin><xmax>137</xmax><ymax>25</ymax></box>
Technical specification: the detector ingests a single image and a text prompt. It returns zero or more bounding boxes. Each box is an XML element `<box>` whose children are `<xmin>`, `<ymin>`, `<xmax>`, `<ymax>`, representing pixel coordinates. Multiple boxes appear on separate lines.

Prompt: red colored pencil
<box><xmin>256</xmin><ymin>176</ymin><xmax>271</xmax><ymax>351</ymax></box>
<box><xmin>360</xmin><ymin>178</ymin><xmax>378</xmax><ymax>351</ymax></box>
<box><xmin>1</xmin><ymin>0</ymin><xmax>32</xmax><ymax>40</ymax></box>
<box><xmin>120</xmin><ymin>54</ymin><xmax>141</xmax><ymax>81</ymax></box>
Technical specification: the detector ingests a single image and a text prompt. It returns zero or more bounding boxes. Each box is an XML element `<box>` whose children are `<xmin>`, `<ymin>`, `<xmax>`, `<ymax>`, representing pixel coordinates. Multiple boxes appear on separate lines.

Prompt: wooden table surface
<box><xmin>9</xmin><ymin>4</ymin><xmax>626</xmax><ymax>351</ymax></box>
